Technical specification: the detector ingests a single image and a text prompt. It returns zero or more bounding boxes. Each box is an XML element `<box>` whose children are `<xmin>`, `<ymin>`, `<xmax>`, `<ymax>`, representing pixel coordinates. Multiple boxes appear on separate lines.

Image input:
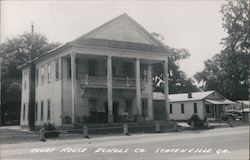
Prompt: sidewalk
<box><xmin>0</xmin><ymin>121</ymin><xmax>248</xmax><ymax>144</ymax></box>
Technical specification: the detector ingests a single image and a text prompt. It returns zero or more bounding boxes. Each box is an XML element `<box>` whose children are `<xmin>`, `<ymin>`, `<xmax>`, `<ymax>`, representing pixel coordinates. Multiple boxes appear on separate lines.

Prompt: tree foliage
<box><xmin>0</xmin><ymin>32</ymin><xmax>60</xmax><ymax>124</ymax></box>
<box><xmin>194</xmin><ymin>0</ymin><xmax>250</xmax><ymax>100</ymax></box>
<box><xmin>152</xmin><ymin>33</ymin><xmax>199</xmax><ymax>94</ymax></box>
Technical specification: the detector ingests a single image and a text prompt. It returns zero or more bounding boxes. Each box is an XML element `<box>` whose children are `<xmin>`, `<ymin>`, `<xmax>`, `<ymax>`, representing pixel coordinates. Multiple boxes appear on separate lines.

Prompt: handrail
<box><xmin>80</xmin><ymin>74</ymin><xmax>147</xmax><ymax>88</ymax></box>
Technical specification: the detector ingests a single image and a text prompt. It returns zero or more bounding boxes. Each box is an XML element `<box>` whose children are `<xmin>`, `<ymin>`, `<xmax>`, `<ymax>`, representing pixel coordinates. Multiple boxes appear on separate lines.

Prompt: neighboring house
<box><xmin>226</xmin><ymin>100</ymin><xmax>250</xmax><ymax>112</ymax></box>
<box><xmin>19</xmin><ymin>13</ymin><xmax>170</xmax><ymax>128</ymax></box>
<box><xmin>153</xmin><ymin>90</ymin><xmax>235</xmax><ymax>121</ymax></box>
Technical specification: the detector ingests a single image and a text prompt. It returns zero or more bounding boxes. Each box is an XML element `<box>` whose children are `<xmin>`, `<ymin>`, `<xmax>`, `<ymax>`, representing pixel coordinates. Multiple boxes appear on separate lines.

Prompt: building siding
<box><xmin>169</xmin><ymin>100</ymin><xmax>204</xmax><ymax>120</ymax></box>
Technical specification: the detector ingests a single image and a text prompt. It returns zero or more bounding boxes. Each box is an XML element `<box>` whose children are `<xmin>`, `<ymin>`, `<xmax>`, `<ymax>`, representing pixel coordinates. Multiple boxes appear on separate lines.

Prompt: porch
<box><xmin>60</xmin><ymin>53</ymin><xmax>169</xmax><ymax>125</ymax></box>
<box><xmin>204</xmin><ymin>99</ymin><xmax>235</xmax><ymax>120</ymax></box>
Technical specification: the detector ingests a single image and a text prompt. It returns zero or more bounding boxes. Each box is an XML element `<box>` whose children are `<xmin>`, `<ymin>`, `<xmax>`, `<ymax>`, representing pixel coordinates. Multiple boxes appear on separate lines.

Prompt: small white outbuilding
<box><xmin>153</xmin><ymin>90</ymin><xmax>235</xmax><ymax>121</ymax></box>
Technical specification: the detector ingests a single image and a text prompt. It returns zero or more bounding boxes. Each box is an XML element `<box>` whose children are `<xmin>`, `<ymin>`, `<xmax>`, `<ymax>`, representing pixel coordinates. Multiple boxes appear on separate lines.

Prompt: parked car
<box><xmin>222</xmin><ymin>111</ymin><xmax>242</xmax><ymax>121</ymax></box>
<box><xmin>227</xmin><ymin>111</ymin><xmax>243</xmax><ymax>120</ymax></box>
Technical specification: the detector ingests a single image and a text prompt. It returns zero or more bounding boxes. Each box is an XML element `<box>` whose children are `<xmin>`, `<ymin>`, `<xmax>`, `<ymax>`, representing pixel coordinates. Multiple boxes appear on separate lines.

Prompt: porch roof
<box><xmin>205</xmin><ymin>99</ymin><xmax>235</xmax><ymax>105</ymax></box>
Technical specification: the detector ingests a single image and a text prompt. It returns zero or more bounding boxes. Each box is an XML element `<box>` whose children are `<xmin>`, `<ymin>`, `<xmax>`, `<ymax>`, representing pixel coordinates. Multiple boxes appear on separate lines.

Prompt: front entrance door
<box><xmin>113</xmin><ymin>102</ymin><xmax>119</xmax><ymax>122</ymax></box>
<box><xmin>104</xmin><ymin>102</ymin><xmax>119</xmax><ymax>123</ymax></box>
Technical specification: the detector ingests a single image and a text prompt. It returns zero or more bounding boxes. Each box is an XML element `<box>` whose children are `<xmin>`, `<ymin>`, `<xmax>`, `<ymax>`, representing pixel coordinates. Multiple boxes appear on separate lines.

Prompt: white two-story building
<box><xmin>19</xmin><ymin>13</ymin><xmax>170</xmax><ymax>128</ymax></box>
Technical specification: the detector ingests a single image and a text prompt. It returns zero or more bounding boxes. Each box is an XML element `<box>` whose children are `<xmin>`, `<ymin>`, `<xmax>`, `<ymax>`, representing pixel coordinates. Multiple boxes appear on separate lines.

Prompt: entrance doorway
<box><xmin>104</xmin><ymin>102</ymin><xmax>119</xmax><ymax>122</ymax></box>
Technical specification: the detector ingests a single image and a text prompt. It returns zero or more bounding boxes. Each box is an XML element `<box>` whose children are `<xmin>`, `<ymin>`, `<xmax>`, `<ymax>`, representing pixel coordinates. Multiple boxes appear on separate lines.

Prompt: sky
<box><xmin>1</xmin><ymin>0</ymin><xmax>226</xmax><ymax>78</ymax></box>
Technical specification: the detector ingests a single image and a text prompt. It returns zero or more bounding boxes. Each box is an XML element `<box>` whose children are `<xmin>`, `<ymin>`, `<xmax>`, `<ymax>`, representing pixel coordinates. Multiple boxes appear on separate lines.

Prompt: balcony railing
<box><xmin>81</xmin><ymin>75</ymin><xmax>107</xmax><ymax>86</ymax></box>
<box><xmin>80</xmin><ymin>74</ymin><xmax>146</xmax><ymax>89</ymax></box>
<box><xmin>113</xmin><ymin>77</ymin><xmax>135</xmax><ymax>88</ymax></box>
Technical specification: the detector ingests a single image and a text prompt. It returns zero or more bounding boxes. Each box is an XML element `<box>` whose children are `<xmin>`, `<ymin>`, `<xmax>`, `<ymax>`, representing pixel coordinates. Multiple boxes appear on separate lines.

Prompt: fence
<box><xmin>39</xmin><ymin>122</ymin><xmax>178</xmax><ymax>141</ymax></box>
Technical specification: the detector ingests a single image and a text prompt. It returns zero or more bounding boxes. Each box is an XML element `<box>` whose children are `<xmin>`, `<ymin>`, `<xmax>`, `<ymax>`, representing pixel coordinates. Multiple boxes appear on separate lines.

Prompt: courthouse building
<box><xmin>19</xmin><ymin>14</ymin><xmax>170</xmax><ymax>128</ymax></box>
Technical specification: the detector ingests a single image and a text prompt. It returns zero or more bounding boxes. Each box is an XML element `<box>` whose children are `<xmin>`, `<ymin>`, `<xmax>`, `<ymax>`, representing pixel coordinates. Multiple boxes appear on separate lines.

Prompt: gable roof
<box><xmin>154</xmin><ymin>90</ymin><xmax>235</xmax><ymax>104</ymax></box>
<box><xmin>72</xmin><ymin>13</ymin><xmax>165</xmax><ymax>47</ymax></box>
<box><xmin>19</xmin><ymin>13</ymin><xmax>167</xmax><ymax>69</ymax></box>
<box><xmin>153</xmin><ymin>91</ymin><xmax>214</xmax><ymax>102</ymax></box>
<box><xmin>70</xmin><ymin>13</ymin><xmax>166</xmax><ymax>52</ymax></box>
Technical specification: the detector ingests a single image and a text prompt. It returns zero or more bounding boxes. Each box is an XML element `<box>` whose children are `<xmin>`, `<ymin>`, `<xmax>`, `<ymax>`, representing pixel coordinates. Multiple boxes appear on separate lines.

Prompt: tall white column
<box><xmin>135</xmin><ymin>58</ymin><xmax>142</xmax><ymax>122</ymax></box>
<box><xmin>163</xmin><ymin>59</ymin><xmax>170</xmax><ymax>121</ymax></box>
<box><xmin>71</xmin><ymin>53</ymin><xmax>76</xmax><ymax>124</ymax></box>
<box><xmin>59</xmin><ymin>57</ymin><xmax>63</xmax><ymax>125</ymax></box>
<box><xmin>107</xmin><ymin>56</ymin><xmax>113</xmax><ymax>123</ymax></box>
<box><xmin>147</xmin><ymin>64</ymin><xmax>153</xmax><ymax>120</ymax></box>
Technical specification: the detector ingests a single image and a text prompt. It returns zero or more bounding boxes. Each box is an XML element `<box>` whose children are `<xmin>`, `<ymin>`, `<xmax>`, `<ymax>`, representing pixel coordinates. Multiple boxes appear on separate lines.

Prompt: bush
<box><xmin>187</xmin><ymin>114</ymin><xmax>207</xmax><ymax>128</ymax></box>
<box><xmin>43</xmin><ymin>123</ymin><xmax>60</xmax><ymax>138</ymax></box>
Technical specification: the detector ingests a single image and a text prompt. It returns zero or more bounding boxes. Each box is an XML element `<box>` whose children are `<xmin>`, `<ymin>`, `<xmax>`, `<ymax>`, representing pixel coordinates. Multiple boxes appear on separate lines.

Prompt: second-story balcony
<box><xmin>80</xmin><ymin>74</ymin><xmax>146</xmax><ymax>89</ymax></box>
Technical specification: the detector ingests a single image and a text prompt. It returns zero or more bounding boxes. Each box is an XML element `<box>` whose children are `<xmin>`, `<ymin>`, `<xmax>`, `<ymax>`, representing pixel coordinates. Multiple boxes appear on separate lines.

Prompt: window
<box><xmin>23</xmin><ymin>104</ymin><xmax>26</xmax><ymax>121</ymax></box>
<box><xmin>41</xmin><ymin>67</ymin><xmax>45</xmax><ymax>85</ymax></box>
<box><xmin>125</xmin><ymin>100</ymin><xmax>132</xmax><ymax>116</ymax></box>
<box><xmin>23</xmin><ymin>73</ymin><xmax>27</xmax><ymax>90</ymax></box>
<box><xmin>194</xmin><ymin>103</ymin><xmax>197</xmax><ymax>113</ymax></box>
<box><xmin>35</xmin><ymin>102</ymin><xmax>38</xmax><ymax>121</ymax></box>
<box><xmin>36</xmin><ymin>69</ymin><xmax>39</xmax><ymax>86</ymax></box>
<box><xmin>142</xmin><ymin>99</ymin><xmax>148</xmax><ymax>117</ymax></box>
<box><xmin>89</xmin><ymin>99</ymin><xmax>97</xmax><ymax>111</ymax></box>
<box><xmin>67</xmin><ymin>58</ymin><xmax>71</xmax><ymax>78</ymax></box>
<box><xmin>40</xmin><ymin>101</ymin><xmax>44</xmax><ymax>120</ymax></box>
<box><xmin>124</xmin><ymin>62</ymin><xmax>132</xmax><ymax>78</ymax></box>
<box><xmin>140</xmin><ymin>65</ymin><xmax>147</xmax><ymax>80</ymax></box>
<box><xmin>170</xmin><ymin>104</ymin><xmax>173</xmax><ymax>114</ymax></box>
<box><xmin>181</xmin><ymin>104</ymin><xmax>184</xmax><ymax>114</ymax></box>
<box><xmin>47</xmin><ymin>99</ymin><xmax>51</xmax><ymax>120</ymax></box>
<box><xmin>88</xmin><ymin>60</ymin><xmax>97</xmax><ymax>76</ymax></box>
<box><xmin>47</xmin><ymin>63</ymin><xmax>51</xmax><ymax>83</ymax></box>
<box><xmin>55</xmin><ymin>59</ymin><xmax>59</xmax><ymax>80</ymax></box>
<box><xmin>24</xmin><ymin>79</ymin><xmax>27</xmax><ymax>90</ymax></box>
<box><xmin>206</xmin><ymin>105</ymin><xmax>211</xmax><ymax>113</ymax></box>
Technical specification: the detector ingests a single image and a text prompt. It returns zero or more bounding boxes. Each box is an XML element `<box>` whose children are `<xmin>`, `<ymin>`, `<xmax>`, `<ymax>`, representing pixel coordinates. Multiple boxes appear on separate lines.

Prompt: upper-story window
<box><xmin>88</xmin><ymin>60</ymin><xmax>97</xmax><ymax>76</ymax></box>
<box><xmin>24</xmin><ymin>77</ymin><xmax>27</xmax><ymax>90</ymax></box>
<box><xmin>123</xmin><ymin>62</ymin><xmax>132</xmax><ymax>78</ymax></box>
<box><xmin>23</xmin><ymin>72</ymin><xmax>28</xmax><ymax>90</ymax></box>
<box><xmin>67</xmin><ymin>58</ymin><xmax>71</xmax><ymax>78</ymax></box>
<box><xmin>140</xmin><ymin>64</ymin><xmax>147</xmax><ymax>80</ymax></box>
<box><xmin>55</xmin><ymin>59</ymin><xmax>59</xmax><ymax>80</ymax></box>
<box><xmin>41</xmin><ymin>66</ymin><xmax>45</xmax><ymax>85</ymax></box>
<box><xmin>47</xmin><ymin>63</ymin><xmax>51</xmax><ymax>83</ymax></box>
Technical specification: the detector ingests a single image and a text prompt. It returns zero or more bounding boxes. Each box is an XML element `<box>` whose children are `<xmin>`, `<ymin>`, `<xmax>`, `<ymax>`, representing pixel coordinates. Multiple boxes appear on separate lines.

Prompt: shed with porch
<box><xmin>153</xmin><ymin>90</ymin><xmax>235</xmax><ymax>121</ymax></box>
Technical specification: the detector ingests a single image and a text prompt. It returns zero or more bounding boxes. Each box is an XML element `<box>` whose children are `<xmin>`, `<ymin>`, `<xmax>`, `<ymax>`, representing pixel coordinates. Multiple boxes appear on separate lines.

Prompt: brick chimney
<box><xmin>188</xmin><ymin>92</ymin><xmax>192</xmax><ymax>98</ymax></box>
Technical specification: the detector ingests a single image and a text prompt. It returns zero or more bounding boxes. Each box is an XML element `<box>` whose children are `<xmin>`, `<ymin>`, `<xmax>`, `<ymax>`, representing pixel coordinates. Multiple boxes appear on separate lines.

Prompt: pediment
<box><xmin>73</xmin><ymin>14</ymin><xmax>162</xmax><ymax>47</ymax></box>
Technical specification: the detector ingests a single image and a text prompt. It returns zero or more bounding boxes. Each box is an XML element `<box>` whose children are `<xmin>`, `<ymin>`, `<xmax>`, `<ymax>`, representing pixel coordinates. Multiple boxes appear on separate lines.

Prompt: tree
<box><xmin>194</xmin><ymin>0</ymin><xmax>249</xmax><ymax>100</ymax></box>
<box><xmin>0</xmin><ymin>32</ymin><xmax>60</xmax><ymax>124</ymax></box>
<box><xmin>152</xmin><ymin>33</ymin><xmax>199</xmax><ymax>94</ymax></box>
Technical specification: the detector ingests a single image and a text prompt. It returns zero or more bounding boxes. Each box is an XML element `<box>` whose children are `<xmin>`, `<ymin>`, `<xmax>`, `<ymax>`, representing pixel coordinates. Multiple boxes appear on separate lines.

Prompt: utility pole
<box><xmin>28</xmin><ymin>21</ymin><xmax>36</xmax><ymax>130</ymax></box>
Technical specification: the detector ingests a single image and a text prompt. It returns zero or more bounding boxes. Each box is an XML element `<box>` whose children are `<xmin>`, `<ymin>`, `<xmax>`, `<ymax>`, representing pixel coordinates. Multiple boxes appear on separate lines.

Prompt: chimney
<box><xmin>31</xmin><ymin>22</ymin><xmax>34</xmax><ymax>34</ymax></box>
<box><xmin>188</xmin><ymin>92</ymin><xmax>192</xmax><ymax>98</ymax></box>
